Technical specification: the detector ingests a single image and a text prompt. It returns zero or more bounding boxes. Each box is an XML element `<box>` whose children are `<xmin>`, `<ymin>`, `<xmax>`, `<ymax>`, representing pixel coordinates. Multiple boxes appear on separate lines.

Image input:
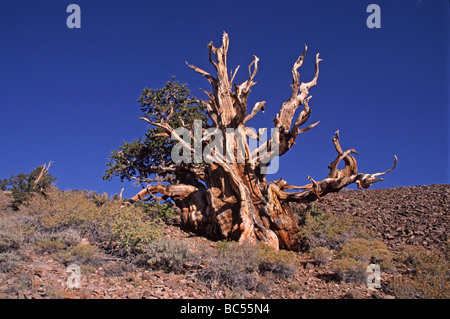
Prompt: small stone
<box><xmin>305</xmin><ymin>263</ymin><xmax>315</xmax><ymax>271</ymax></box>
<box><xmin>342</xmin><ymin>288</ymin><xmax>363</xmax><ymax>299</ymax></box>
<box><xmin>142</xmin><ymin>290</ymin><xmax>157</xmax><ymax>299</ymax></box>
<box><xmin>59</xmin><ymin>290</ymin><xmax>80</xmax><ymax>299</ymax></box>
<box><xmin>241</xmin><ymin>290</ymin><xmax>253</xmax><ymax>299</ymax></box>
<box><xmin>7</xmin><ymin>278</ymin><xmax>16</xmax><ymax>285</ymax></box>
<box><xmin>32</xmin><ymin>293</ymin><xmax>43</xmax><ymax>299</ymax></box>
<box><xmin>142</xmin><ymin>272</ymin><xmax>153</xmax><ymax>281</ymax></box>
<box><xmin>127</xmin><ymin>292</ymin><xmax>143</xmax><ymax>299</ymax></box>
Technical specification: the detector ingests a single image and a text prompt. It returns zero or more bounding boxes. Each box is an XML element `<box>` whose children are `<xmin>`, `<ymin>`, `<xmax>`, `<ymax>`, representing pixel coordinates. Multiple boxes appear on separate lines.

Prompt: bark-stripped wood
<box><xmin>128</xmin><ymin>32</ymin><xmax>397</xmax><ymax>250</ymax></box>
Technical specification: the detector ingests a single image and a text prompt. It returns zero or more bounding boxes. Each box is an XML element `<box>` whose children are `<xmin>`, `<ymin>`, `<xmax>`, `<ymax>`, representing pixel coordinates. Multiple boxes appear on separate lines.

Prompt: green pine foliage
<box><xmin>0</xmin><ymin>179</ymin><xmax>8</xmax><ymax>191</ymax></box>
<box><xmin>103</xmin><ymin>78</ymin><xmax>210</xmax><ymax>183</ymax></box>
<box><xmin>4</xmin><ymin>165</ymin><xmax>56</xmax><ymax>210</ymax></box>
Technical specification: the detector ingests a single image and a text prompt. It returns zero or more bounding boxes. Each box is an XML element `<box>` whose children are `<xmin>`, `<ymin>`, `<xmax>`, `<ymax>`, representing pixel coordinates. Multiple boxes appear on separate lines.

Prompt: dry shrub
<box><xmin>198</xmin><ymin>242</ymin><xmax>298</xmax><ymax>292</ymax></box>
<box><xmin>257</xmin><ymin>243</ymin><xmax>298</xmax><ymax>279</ymax></box>
<box><xmin>2</xmin><ymin>272</ymin><xmax>34</xmax><ymax>298</ymax></box>
<box><xmin>0</xmin><ymin>212</ymin><xmax>37</xmax><ymax>240</ymax></box>
<box><xmin>31</xmin><ymin>229</ymin><xmax>82</xmax><ymax>253</ymax></box>
<box><xmin>23</xmin><ymin>188</ymin><xmax>97</xmax><ymax>230</ymax></box>
<box><xmin>329</xmin><ymin>257</ymin><xmax>368</xmax><ymax>284</ymax></box>
<box><xmin>104</xmin><ymin>261</ymin><xmax>134</xmax><ymax>277</ymax></box>
<box><xmin>57</xmin><ymin>243</ymin><xmax>106</xmax><ymax>268</ymax></box>
<box><xmin>310</xmin><ymin>246</ymin><xmax>333</xmax><ymax>264</ymax></box>
<box><xmin>388</xmin><ymin>245</ymin><xmax>450</xmax><ymax>299</ymax></box>
<box><xmin>0</xmin><ymin>231</ymin><xmax>23</xmax><ymax>253</ymax></box>
<box><xmin>329</xmin><ymin>238</ymin><xmax>394</xmax><ymax>284</ymax></box>
<box><xmin>0</xmin><ymin>251</ymin><xmax>23</xmax><ymax>273</ymax></box>
<box><xmin>20</xmin><ymin>188</ymin><xmax>163</xmax><ymax>252</ymax></box>
<box><xmin>198</xmin><ymin>242</ymin><xmax>259</xmax><ymax>291</ymax></box>
<box><xmin>141</xmin><ymin>239</ymin><xmax>194</xmax><ymax>274</ymax></box>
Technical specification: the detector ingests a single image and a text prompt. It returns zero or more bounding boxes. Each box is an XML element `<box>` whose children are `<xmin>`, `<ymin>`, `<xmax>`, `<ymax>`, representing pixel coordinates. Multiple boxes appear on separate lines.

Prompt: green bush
<box><xmin>5</xmin><ymin>165</ymin><xmax>56</xmax><ymax>210</ymax></box>
<box><xmin>87</xmin><ymin>191</ymin><xmax>109</xmax><ymax>207</ymax></box>
<box><xmin>98</xmin><ymin>201</ymin><xmax>163</xmax><ymax>250</ymax></box>
<box><xmin>396</xmin><ymin>245</ymin><xmax>437</xmax><ymax>273</ymax></box>
<box><xmin>328</xmin><ymin>239</ymin><xmax>395</xmax><ymax>284</ymax></box>
<box><xmin>0</xmin><ymin>179</ymin><xmax>8</xmax><ymax>191</ymax></box>
<box><xmin>33</xmin><ymin>237</ymin><xmax>65</xmax><ymax>254</ymax></box>
<box><xmin>71</xmin><ymin>244</ymin><xmax>98</xmax><ymax>259</ymax></box>
<box><xmin>299</xmin><ymin>210</ymin><xmax>372</xmax><ymax>251</ymax></box>
<box><xmin>138</xmin><ymin>201</ymin><xmax>174</xmax><ymax>222</ymax></box>
<box><xmin>340</xmin><ymin>238</ymin><xmax>393</xmax><ymax>271</ymax></box>
<box><xmin>340</xmin><ymin>238</ymin><xmax>372</xmax><ymax>262</ymax></box>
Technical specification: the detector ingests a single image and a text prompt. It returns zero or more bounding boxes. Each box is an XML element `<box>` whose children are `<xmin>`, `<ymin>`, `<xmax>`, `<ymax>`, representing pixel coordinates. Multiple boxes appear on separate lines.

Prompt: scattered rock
<box><xmin>342</xmin><ymin>288</ymin><xmax>363</xmax><ymax>299</ymax></box>
<box><xmin>0</xmin><ymin>185</ymin><xmax>447</xmax><ymax>299</ymax></box>
<box><xmin>59</xmin><ymin>290</ymin><xmax>80</xmax><ymax>299</ymax></box>
<box><xmin>308</xmin><ymin>184</ymin><xmax>449</xmax><ymax>253</ymax></box>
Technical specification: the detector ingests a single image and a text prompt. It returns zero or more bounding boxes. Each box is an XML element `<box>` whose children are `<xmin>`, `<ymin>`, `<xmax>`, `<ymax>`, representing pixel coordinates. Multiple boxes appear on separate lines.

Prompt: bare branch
<box><xmin>129</xmin><ymin>184</ymin><xmax>198</xmax><ymax>203</ymax></box>
<box><xmin>229</xmin><ymin>65</ymin><xmax>240</xmax><ymax>86</ymax></box>
<box><xmin>243</xmin><ymin>101</ymin><xmax>266</xmax><ymax>124</ymax></box>
<box><xmin>356</xmin><ymin>155</ymin><xmax>398</xmax><ymax>189</ymax></box>
<box><xmin>290</xmin><ymin>45</ymin><xmax>308</xmax><ymax>101</ymax></box>
<box><xmin>207</xmin><ymin>41</ymin><xmax>219</xmax><ymax>72</ymax></box>
<box><xmin>327</xmin><ymin>131</ymin><xmax>359</xmax><ymax>178</ymax></box>
<box><xmin>298</xmin><ymin>53</ymin><xmax>322</xmax><ymax>100</ymax></box>
<box><xmin>127</xmin><ymin>33</ymin><xmax>398</xmax><ymax>251</ymax></box>
<box><xmin>185</xmin><ymin>61</ymin><xmax>217</xmax><ymax>88</ymax></box>
<box><xmin>372</xmin><ymin>155</ymin><xmax>398</xmax><ymax>178</ymax></box>
<box><xmin>271</xmin><ymin>177</ymin><xmax>312</xmax><ymax>190</ymax></box>
<box><xmin>298</xmin><ymin>121</ymin><xmax>320</xmax><ymax>134</ymax></box>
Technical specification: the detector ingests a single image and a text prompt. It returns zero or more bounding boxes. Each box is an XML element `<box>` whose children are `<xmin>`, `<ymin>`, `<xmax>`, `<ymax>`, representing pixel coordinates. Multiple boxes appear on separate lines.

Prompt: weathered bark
<box><xmin>129</xmin><ymin>32</ymin><xmax>397</xmax><ymax>250</ymax></box>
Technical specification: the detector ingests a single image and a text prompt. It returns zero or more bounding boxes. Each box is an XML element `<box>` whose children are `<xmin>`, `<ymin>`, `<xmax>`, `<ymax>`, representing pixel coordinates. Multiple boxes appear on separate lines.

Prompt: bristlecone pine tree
<box><xmin>105</xmin><ymin>33</ymin><xmax>397</xmax><ymax>250</ymax></box>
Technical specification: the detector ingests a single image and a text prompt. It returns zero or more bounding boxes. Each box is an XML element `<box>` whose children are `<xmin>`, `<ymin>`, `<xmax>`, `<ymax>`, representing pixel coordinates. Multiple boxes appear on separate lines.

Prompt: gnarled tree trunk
<box><xmin>129</xmin><ymin>33</ymin><xmax>397</xmax><ymax>250</ymax></box>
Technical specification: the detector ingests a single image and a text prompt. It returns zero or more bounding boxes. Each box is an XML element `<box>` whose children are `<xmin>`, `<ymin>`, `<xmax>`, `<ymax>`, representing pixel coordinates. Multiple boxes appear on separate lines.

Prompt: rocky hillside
<box><xmin>0</xmin><ymin>184</ymin><xmax>448</xmax><ymax>299</ymax></box>
<box><xmin>302</xmin><ymin>184</ymin><xmax>449</xmax><ymax>253</ymax></box>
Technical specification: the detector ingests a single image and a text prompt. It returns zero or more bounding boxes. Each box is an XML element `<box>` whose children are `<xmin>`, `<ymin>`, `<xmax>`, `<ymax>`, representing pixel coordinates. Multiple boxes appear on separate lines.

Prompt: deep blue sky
<box><xmin>0</xmin><ymin>0</ymin><xmax>448</xmax><ymax>198</ymax></box>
